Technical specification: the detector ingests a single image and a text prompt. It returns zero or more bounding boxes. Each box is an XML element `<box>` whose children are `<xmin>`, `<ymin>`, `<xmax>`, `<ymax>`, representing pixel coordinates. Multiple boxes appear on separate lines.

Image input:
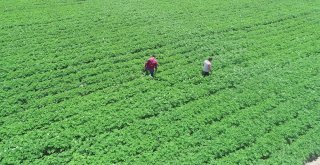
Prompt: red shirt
<box><xmin>145</xmin><ymin>57</ymin><xmax>158</xmax><ymax>70</ymax></box>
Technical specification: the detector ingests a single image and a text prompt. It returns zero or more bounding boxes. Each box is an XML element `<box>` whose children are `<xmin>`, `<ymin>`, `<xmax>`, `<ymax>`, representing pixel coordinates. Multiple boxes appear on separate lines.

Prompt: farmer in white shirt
<box><xmin>202</xmin><ymin>57</ymin><xmax>212</xmax><ymax>77</ymax></box>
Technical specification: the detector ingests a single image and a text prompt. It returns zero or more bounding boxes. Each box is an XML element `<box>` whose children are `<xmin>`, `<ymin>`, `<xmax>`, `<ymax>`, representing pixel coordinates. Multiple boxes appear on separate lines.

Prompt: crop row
<box><xmin>1</xmin><ymin>47</ymin><xmax>318</xmax><ymax>163</ymax></box>
<box><xmin>1</xmin><ymin>0</ymin><xmax>319</xmax><ymax>164</ymax></box>
<box><xmin>1</xmin><ymin>26</ymin><xmax>318</xmax><ymax>140</ymax></box>
<box><xmin>214</xmin><ymin>102</ymin><xmax>320</xmax><ymax>164</ymax></box>
<box><xmin>1</xmin><ymin>28</ymin><xmax>318</xmax><ymax>137</ymax></box>
<box><xmin>2</xmin><ymin>2</ymin><xmax>318</xmax><ymax>83</ymax></box>
<box><xmin>0</xmin><ymin>13</ymin><xmax>318</xmax><ymax>118</ymax></box>
<box><xmin>64</xmin><ymin>56</ymin><xmax>319</xmax><ymax>164</ymax></box>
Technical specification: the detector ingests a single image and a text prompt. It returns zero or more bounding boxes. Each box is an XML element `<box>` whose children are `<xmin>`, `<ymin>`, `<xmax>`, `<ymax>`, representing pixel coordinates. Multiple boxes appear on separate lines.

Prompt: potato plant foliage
<box><xmin>0</xmin><ymin>0</ymin><xmax>320</xmax><ymax>164</ymax></box>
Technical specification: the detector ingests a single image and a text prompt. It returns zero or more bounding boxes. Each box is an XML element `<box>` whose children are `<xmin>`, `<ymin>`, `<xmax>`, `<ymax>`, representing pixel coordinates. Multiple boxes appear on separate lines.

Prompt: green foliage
<box><xmin>0</xmin><ymin>0</ymin><xmax>320</xmax><ymax>164</ymax></box>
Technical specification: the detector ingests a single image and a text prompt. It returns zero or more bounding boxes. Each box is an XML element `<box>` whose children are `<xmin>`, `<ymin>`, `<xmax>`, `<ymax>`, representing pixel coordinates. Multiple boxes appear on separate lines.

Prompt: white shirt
<box><xmin>203</xmin><ymin>60</ymin><xmax>212</xmax><ymax>72</ymax></box>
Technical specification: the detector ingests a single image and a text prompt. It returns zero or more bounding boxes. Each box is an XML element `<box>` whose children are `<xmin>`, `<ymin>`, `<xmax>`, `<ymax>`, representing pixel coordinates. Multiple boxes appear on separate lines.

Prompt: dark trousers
<box><xmin>145</xmin><ymin>69</ymin><xmax>155</xmax><ymax>77</ymax></box>
<box><xmin>202</xmin><ymin>71</ymin><xmax>209</xmax><ymax>77</ymax></box>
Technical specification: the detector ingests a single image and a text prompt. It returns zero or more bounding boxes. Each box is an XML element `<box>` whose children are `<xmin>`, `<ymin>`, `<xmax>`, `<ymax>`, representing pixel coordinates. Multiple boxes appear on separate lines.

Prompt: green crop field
<box><xmin>1</xmin><ymin>0</ymin><xmax>320</xmax><ymax>164</ymax></box>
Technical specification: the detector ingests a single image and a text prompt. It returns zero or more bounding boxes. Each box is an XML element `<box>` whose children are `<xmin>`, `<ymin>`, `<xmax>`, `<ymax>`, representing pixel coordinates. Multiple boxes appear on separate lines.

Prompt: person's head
<box><xmin>152</xmin><ymin>55</ymin><xmax>156</xmax><ymax>58</ymax></box>
<box><xmin>208</xmin><ymin>57</ymin><xmax>213</xmax><ymax>62</ymax></box>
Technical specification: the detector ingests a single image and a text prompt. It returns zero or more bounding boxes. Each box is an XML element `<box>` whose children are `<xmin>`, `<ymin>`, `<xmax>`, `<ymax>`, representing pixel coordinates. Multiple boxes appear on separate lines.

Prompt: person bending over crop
<box><xmin>202</xmin><ymin>57</ymin><xmax>212</xmax><ymax>77</ymax></box>
<box><xmin>145</xmin><ymin>55</ymin><xmax>158</xmax><ymax>77</ymax></box>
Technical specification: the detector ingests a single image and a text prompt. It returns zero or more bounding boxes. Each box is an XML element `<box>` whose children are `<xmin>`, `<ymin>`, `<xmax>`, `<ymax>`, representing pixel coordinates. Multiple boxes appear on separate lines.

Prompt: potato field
<box><xmin>1</xmin><ymin>0</ymin><xmax>320</xmax><ymax>164</ymax></box>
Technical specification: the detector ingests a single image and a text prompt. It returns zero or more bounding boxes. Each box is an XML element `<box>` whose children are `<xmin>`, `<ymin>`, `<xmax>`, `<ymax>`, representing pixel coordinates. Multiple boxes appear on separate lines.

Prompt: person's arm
<box><xmin>208</xmin><ymin>64</ymin><xmax>212</xmax><ymax>72</ymax></box>
<box><xmin>154</xmin><ymin>61</ymin><xmax>158</xmax><ymax>71</ymax></box>
<box><xmin>145</xmin><ymin>61</ymin><xmax>149</xmax><ymax>70</ymax></box>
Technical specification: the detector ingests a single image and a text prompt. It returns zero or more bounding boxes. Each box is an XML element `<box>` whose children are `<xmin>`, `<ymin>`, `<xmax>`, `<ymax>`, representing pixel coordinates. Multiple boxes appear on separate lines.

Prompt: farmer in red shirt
<box><xmin>145</xmin><ymin>55</ymin><xmax>158</xmax><ymax>77</ymax></box>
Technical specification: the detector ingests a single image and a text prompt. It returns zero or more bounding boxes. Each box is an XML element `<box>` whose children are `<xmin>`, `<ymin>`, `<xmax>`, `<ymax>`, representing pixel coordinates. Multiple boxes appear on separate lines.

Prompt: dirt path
<box><xmin>306</xmin><ymin>157</ymin><xmax>320</xmax><ymax>165</ymax></box>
